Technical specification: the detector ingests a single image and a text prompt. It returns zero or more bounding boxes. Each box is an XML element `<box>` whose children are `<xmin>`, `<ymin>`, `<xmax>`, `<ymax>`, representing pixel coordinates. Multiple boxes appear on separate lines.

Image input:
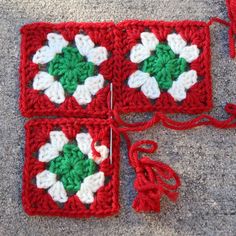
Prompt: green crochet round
<box><xmin>141</xmin><ymin>43</ymin><xmax>187</xmax><ymax>90</ymax></box>
<box><xmin>48</xmin><ymin>143</ymin><xmax>96</xmax><ymax>194</ymax></box>
<box><xmin>48</xmin><ymin>46</ymin><xmax>95</xmax><ymax>94</ymax></box>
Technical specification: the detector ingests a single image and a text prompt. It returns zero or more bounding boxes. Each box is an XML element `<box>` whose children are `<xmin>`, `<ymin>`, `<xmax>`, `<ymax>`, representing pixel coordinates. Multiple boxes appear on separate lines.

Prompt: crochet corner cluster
<box><xmin>19</xmin><ymin>0</ymin><xmax>236</xmax><ymax>218</ymax></box>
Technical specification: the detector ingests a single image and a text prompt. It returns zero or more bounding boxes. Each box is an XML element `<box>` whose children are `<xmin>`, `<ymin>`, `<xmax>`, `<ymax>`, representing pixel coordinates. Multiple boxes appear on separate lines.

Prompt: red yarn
<box><xmin>20</xmin><ymin>16</ymin><xmax>236</xmax><ymax>217</ymax></box>
<box><xmin>226</xmin><ymin>0</ymin><xmax>236</xmax><ymax>58</ymax></box>
<box><xmin>23</xmin><ymin>118</ymin><xmax>120</xmax><ymax>218</ymax></box>
<box><xmin>208</xmin><ymin>1</ymin><xmax>236</xmax><ymax>58</ymax></box>
<box><xmin>113</xmin><ymin>20</ymin><xmax>213</xmax><ymax>115</ymax></box>
<box><xmin>128</xmin><ymin>140</ymin><xmax>180</xmax><ymax>212</ymax></box>
<box><xmin>19</xmin><ymin>22</ymin><xmax>115</xmax><ymax>118</ymax></box>
<box><xmin>225</xmin><ymin>103</ymin><xmax>236</xmax><ymax>116</ymax></box>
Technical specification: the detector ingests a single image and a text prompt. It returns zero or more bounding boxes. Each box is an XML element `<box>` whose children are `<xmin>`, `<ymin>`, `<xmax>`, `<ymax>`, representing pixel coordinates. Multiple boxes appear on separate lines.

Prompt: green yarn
<box><xmin>48</xmin><ymin>46</ymin><xmax>95</xmax><ymax>94</ymax></box>
<box><xmin>141</xmin><ymin>43</ymin><xmax>187</xmax><ymax>90</ymax></box>
<box><xmin>48</xmin><ymin>143</ymin><xmax>96</xmax><ymax>194</ymax></box>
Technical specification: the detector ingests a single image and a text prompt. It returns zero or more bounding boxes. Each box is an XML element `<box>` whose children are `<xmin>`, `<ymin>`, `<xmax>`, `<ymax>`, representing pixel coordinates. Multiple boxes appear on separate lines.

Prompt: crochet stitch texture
<box><xmin>20</xmin><ymin>21</ymin><xmax>212</xmax><ymax>117</ymax></box>
<box><xmin>20</xmin><ymin>1</ymin><xmax>236</xmax><ymax>217</ymax></box>
<box><xmin>23</xmin><ymin>119</ymin><xmax>120</xmax><ymax>217</ymax></box>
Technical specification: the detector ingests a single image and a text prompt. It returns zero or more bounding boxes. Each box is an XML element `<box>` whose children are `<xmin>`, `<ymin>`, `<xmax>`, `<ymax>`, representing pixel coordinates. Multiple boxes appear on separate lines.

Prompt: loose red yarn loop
<box><xmin>129</xmin><ymin>140</ymin><xmax>181</xmax><ymax>212</ymax></box>
<box><xmin>207</xmin><ymin>1</ymin><xmax>236</xmax><ymax>58</ymax></box>
<box><xmin>225</xmin><ymin>103</ymin><xmax>236</xmax><ymax>116</ymax></box>
<box><xmin>91</xmin><ymin>139</ymin><xmax>101</xmax><ymax>158</ymax></box>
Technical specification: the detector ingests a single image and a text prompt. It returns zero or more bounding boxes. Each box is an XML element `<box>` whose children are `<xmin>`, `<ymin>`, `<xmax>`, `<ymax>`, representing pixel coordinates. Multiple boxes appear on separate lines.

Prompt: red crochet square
<box><xmin>113</xmin><ymin>20</ymin><xmax>212</xmax><ymax>114</ymax></box>
<box><xmin>22</xmin><ymin>118</ymin><xmax>120</xmax><ymax>218</ymax></box>
<box><xmin>19</xmin><ymin>22</ymin><xmax>115</xmax><ymax>118</ymax></box>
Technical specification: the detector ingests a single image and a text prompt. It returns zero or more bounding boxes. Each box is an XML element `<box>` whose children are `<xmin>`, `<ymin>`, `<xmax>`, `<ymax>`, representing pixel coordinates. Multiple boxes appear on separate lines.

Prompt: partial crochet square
<box><xmin>22</xmin><ymin>118</ymin><xmax>120</xmax><ymax>217</ymax></box>
<box><xmin>19</xmin><ymin>22</ymin><xmax>115</xmax><ymax>117</ymax></box>
<box><xmin>113</xmin><ymin>20</ymin><xmax>212</xmax><ymax>114</ymax></box>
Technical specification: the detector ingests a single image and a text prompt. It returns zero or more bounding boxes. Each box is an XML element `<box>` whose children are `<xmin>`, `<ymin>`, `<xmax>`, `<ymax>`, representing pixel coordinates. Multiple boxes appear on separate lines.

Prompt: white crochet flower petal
<box><xmin>179</xmin><ymin>45</ymin><xmax>200</xmax><ymax>63</ymax></box>
<box><xmin>73</xmin><ymin>85</ymin><xmax>92</xmax><ymax>105</ymax></box>
<box><xmin>168</xmin><ymin>81</ymin><xmax>186</xmax><ymax>102</ymax></box>
<box><xmin>84</xmin><ymin>74</ymin><xmax>104</xmax><ymax>95</ymax></box>
<box><xmin>76</xmin><ymin>184</ymin><xmax>94</xmax><ymax>204</ymax></box>
<box><xmin>33</xmin><ymin>71</ymin><xmax>54</xmax><ymax>90</ymax></box>
<box><xmin>87</xmin><ymin>47</ymin><xmax>108</xmax><ymax>66</ymax></box>
<box><xmin>32</xmin><ymin>46</ymin><xmax>56</xmax><ymax>64</ymax></box>
<box><xmin>83</xmin><ymin>171</ymin><xmax>105</xmax><ymax>192</ymax></box>
<box><xmin>76</xmin><ymin>172</ymin><xmax>105</xmax><ymax>204</ymax></box>
<box><xmin>177</xmin><ymin>70</ymin><xmax>198</xmax><ymax>90</ymax></box>
<box><xmin>38</xmin><ymin>143</ymin><xmax>59</xmax><ymax>162</ymax></box>
<box><xmin>36</xmin><ymin>170</ymin><xmax>57</xmax><ymax>189</ymax></box>
<box><xmin>47</xmin><ymin>33</ymin><xmax>68</xmax><ymax>54</ymax></box>
<box><xmin>49</xmin><ymin>131</ymin><xmax>69</xmax><ymax>152</ymax></box>
<box><xmin>128</xmin><ymin>70</ymin><xmax>150</xmax><ymax>88</ymax></box>
<box><xmin>44</xmin><ymin>81</ymin><xmax>65</xmax><ymax>104</ymax></box>
<box><xmin>76</xmin><ymin>133</ymin><xmax>93</xmax><ymax>155</ymax></box>
<box><xmin>130</xmin><ymin>44</ymin><xmax>151</xmax><ymax>63</ymax></box>
<box><xmin>75</xmin><ymin>34</ymin><xmax>95</xmax><ymax>56</ymax></box>
<box><xmin>88</xmin><ymin>145</ymin><xmax>109</xmax><ymax>164</ymax></box>
<box><xmin>167</xmin><ymin>33</ymin><xmax>187</xmax><ymax>54</ymax></box>
<box><xmin>141</xmin><ymin>32</ymin><xmax>159</xmax><ymax>51</ymax></box>
<box><xmin>141</xmin><ymin>76</ymin><xmax>160</xmax><ymax>99</ymax></box>
<box><xmin>48</xmin><ymin>181</ymin><xmax>68</xmax><ymax>203</ymax></box>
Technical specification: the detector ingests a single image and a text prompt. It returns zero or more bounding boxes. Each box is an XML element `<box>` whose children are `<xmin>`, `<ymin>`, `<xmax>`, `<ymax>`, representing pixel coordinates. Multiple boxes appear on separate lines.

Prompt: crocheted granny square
<box><xmin>113</xmin><ymin>20</ymin><xmax>212</xmax><ymax>114</ymax></box>
<box><xmin>22</xmin><ymin>118</ymin><xmax>119</xmax><ymax>217</ymax></box>
<box><xmin>19</xmin><ymin>22</ymin><xmax>115</xmax><ymax>118</ymax></box>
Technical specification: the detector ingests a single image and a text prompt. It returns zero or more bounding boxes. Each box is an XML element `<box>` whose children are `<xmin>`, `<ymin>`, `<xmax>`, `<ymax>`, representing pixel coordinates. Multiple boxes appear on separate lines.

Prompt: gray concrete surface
<box><xmin>0</xmin><ymin>0</ymin><xmax>235</xmax><ymax>235</ymax></box>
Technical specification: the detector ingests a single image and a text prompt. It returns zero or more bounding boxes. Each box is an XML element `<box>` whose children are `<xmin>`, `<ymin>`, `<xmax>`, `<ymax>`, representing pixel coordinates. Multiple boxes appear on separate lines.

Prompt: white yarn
<box><xmin>76</xmin><ymin>133</ymin><xmax>93</xmax><ymax>155</ymax></box>
<box><xmin>33</xmin><ymin>73</ymin><xmax>66</xmax><ymax>104</ymax></box>
<box><xmin>83</xmin><ymin>171</ymin><xmax>105</xmax><ymax>193</ymax></box>
<box><xmin>141</xmin><ymin>32</ymin><xmax>159</xmax><ymax>51</ymax></box>
<box><xmin>167</xmin><ymin>33</ymin><xmax>187</xmax><ymax>54</ymax></box>
<box><xmin>168</xmin><ymin>70</ymin><xmax>197</xmax><ymax>101</ymax></box>
<box><xmin>39</xmin><ymin>131</ymin><xmax>69</xmax><ymax>162</ymax></box>
<box><xmin>141</xmin><ymin>76</ymin><xmax>160</xmax><ymax>99</ymax></box>
<box><xmin>84</xmin><ymin>74</ymin><xmax>104</xmax><ymax>95</ymax></box>
<box><xmin>33</xmin><ymin>72</ymin><xmax>54</xmax><ymax>90</ymax></box>
<box><xmin>36</xmin><ymin>131</ymin><xmax>107</xmax><ymax>204</ymax></box>
<box><xmin>48</xmin><ymin>181</ymin><xmax>68</xmax><ymax>203</ymax></box>
<box><xmin>130</xmin><ymin>32</ymin><xmax>159</xmax><ymax>64</ymax></box>
<box><xmin>32</xmin><ymin>46</ymin><xmax>56</xmax><ymax>64</ymax></box>
<box><xmin>77</xmin><ymin>184</ymin><xmax>94</xmax><ymax>204</ymax></box>
<box><xmin>47</xmin><ymin>33</ymin><xmax>68</xmax><ymax>54</ymax></box>
<box><xmin>128</xmin><ymin>70</ymin><xmax>149</xmax><ymax>88</ymax></box>
<box><xmin>75</xmin><ymin>34</ymin><xmax>95</xmax><ymax>56</ymax></box>
<box><xmin>128</xmin><ymin>32</ymin><xmax>200</xmax><ymax>101</ymax></box>
<box><xmin>36</xmin><ymin>170</ymin><xmax>57</xmax><ymax>189</ymax></box>
<box><xmin>73</xmin><ymin>74</ymin><xmax>105</xmax><ymax>105</ymax></box>
<box><xmin>167</xmin><ymin>33</ymin><xmax>200</xmax><ymax>63</ymax></box>
<box><xmin>76</xmin><ymin>132</ymin><xmax>109</xmax><ymax>164</ymax></box>
<box><xmin>130</xmin><ymin>44</ymin><xmax>151</xmax><ymax>63</ymax></box>
<box><xmin>87</xmin><ymin>47</ymin><xmax>108</xmax><ymax>66</ymax></box>
<box><xmin>73</xmin><ymin>85</ymin><xmax>92</xmax><ymax>105</ymax></box>
<box><xmin>168</xmin><ymin>81</ymin><xmax>186</xmax><ymax>102</ymax></box>
<box><xmin>179</xmin><ymin>45</ymin><xmax>200</xmax><ymax>63</ymax></box>
<box><xmin>76</xmin><ymin>172</ymin><xmax>105</xmax><ymax>204</ymax></box>
<box><xmin>127</xmin><ymin>70</ymin><xmax>160</xmax><ymax>100</ymax></box>
<box><xmin>44</xmin><ymin>81</ymin><xmax>65</xmax><ymax>104</ymax></box>
<box><xmin>32</xmin><ymin>33</ymin><xmax>107</xmax><ymax>106</ymax></box>
<box><xmin>50</xmin><ymin>131</ymin><xmax>69</xmax><ymax>152</ymax></box>
<box><xmin>177</xmin><ymin>70</ymin><xmax>197</xmax><ymax>90</ymax></box>
<box><xmin>88</xmin><ymin>145</ymin><xmax>109</xmax><ymax>164</ymax></box>
<box><xmin>75</xmin><ymin>34</ymin><xmax>108</xmax><ymax>65</ymax></box>
<box><xmin>38</xmin><ymin>143</ymin><xmax>59</xmax><ymax>162</ymax></box>
<box><xmin>33</xmin><ymin>33</ymin><xmax>68</xmax><ymax>64</ymax></box>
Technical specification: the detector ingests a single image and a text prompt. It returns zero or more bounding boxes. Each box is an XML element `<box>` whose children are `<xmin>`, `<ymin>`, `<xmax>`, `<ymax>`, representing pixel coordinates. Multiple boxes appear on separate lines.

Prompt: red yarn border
<box><xmin>113</xmin><ymin>20</ymin><xmax>213</xmax><ymax>114</ymax></box>
<box><xmin>22</xmin><ymin>118</ymin><xmax>120</xmax><ymax>218</ymax></box>
<box><xmin>19</xmin><ymin>22</ymin><xmax>115</xmax><ymax>118</ymax></box>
